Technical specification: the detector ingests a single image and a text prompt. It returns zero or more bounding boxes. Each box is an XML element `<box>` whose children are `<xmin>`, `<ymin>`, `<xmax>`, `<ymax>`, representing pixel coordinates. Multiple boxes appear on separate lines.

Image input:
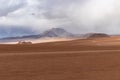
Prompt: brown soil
<box><xmin>0</xmin><ymin>37</ymin><xmax>120</xmax><ymax>80</ymax></box>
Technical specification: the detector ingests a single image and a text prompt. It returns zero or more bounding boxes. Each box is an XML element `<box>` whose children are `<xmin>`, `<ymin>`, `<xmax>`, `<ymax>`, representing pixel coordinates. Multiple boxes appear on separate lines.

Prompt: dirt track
<box><xmin>0</xmin><ymin>38</ymin><xmax>120</xmax><ymax>80</ymax></box>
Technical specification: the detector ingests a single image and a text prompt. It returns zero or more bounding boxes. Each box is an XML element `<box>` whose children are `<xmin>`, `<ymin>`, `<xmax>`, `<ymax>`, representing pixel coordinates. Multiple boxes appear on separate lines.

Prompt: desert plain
<box><xmin>0</xmin><ymin>36</ymin><xmax>120</xmax><ymax>80</ymax></box>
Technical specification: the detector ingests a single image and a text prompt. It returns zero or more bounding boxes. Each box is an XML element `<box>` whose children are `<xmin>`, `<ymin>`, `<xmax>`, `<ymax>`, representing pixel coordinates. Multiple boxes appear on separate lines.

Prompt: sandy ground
<box><xmin>0</xmin><ymin>51</ymin><xmax>120</xmax><ymax>80</ymax></box>
<box><xmin>0</xmin><ymin>37</ymin><xmax>120</xmax><ymax>80</ymax></box>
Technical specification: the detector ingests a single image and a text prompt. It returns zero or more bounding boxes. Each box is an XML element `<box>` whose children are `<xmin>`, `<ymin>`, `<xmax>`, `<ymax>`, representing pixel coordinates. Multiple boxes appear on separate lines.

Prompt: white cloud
<box><xmin>0</xmin><ymin>0</ymin><xmax>120</xmax><ymax>35</ymax></box>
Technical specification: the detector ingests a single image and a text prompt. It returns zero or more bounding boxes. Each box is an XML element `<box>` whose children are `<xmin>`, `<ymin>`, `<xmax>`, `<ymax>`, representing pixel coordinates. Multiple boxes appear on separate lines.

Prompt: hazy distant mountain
<box><xmin>0</xmin><ymin>28</ymin><xmax>74</xmax><ymax>41</ymax></box>
<box><xmin>0</xmin><ymin>28</ymin><xmax>111</xmax><ymax>42</ymax></box>
<box><xmin>41</xmin><ymin>28</ymin><xmax>74</xmax><ymax>37</ymax></box>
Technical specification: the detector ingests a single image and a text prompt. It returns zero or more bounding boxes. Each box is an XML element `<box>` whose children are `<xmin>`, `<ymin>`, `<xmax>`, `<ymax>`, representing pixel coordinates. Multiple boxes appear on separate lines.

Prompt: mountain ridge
<box><xmin>0</xmin><ymin>28</ymin><xmax>74</xmax><ymax>40</ymax></box>
<box><xmin>0</xmin><ymin>28</ymin><xmax>111</xmax><ymax>42</ymax></box>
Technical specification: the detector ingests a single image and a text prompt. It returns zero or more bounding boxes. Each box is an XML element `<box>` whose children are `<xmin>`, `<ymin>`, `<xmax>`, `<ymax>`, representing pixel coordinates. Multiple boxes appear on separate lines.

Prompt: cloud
<box><xmin>0</xmin><ymin>0</ymin><xmax>120</xmax><ymax>37</ymax></box>
<box><xmin>0</xmin><ymin>26</ymin><xmax>35</xmax><ymax>37</ymax></box>
<box><xmin>43</xmin><ymin>0</ymin><xmax>120</xmax><ymax>34</ymax></box>
<box><xmin>0</xmin><ymin>0</ymin><xmax>26</xmax><ymax>16</ymax></box>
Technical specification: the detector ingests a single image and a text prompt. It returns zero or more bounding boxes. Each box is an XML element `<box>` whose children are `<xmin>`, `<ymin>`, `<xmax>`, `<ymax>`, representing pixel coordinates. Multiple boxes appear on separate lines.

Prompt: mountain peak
<box><xmin>42</xmin><ymin>28</ymin><xmax>73</xmax><ymax>37</ymax></box>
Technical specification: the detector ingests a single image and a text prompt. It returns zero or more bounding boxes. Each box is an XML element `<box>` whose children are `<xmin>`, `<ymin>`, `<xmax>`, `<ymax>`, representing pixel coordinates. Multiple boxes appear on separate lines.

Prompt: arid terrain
<box><xmin>0</xmin><ymin>36</ymin><xmax>120</xmax><ymax>80</ymax></box>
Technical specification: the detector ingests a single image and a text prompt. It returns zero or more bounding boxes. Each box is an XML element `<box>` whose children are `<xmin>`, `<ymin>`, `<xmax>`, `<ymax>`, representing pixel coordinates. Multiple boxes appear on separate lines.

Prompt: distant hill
<box><xmin>84</xmin><ymin>33</ymin><xmax>110</xmax><ymax>39</ymax></box>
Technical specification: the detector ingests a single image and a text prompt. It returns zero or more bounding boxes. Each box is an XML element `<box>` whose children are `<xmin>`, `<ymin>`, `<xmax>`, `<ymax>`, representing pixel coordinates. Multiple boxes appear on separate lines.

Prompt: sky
<box><xmin>0</xmin><ymin>0</ymin><xmax>120</xmax><ymax>37</ymax></box>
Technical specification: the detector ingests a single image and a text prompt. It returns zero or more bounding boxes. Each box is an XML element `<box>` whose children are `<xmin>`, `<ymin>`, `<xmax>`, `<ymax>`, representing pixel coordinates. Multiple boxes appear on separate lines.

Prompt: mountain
<box><xmin>41</xmin><ymin>28</ymin><xmax>74</xmax><ymax>37</ymax></box>
<box><xmin>0</xmin><ymin>28</ymin><xmax>74</xmax><ymax>41</ymax></box>
<box><xmin>0</xmin><ymin>28</ymin><xmax>110</xmax><ymax>43</ymax></box>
